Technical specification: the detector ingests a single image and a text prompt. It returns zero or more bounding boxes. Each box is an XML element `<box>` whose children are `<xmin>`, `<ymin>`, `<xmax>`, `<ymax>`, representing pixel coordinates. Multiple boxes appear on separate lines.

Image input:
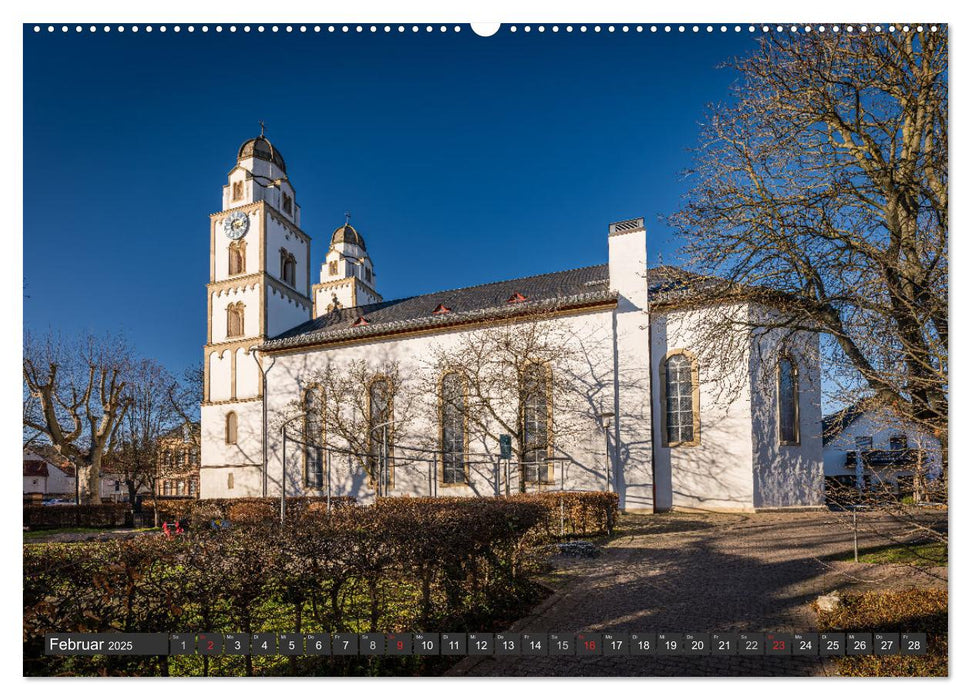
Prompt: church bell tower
<box><xmin>199</xmin><ymin>127</ymin><xmax>313</xmax><ymax>498</ymax></box>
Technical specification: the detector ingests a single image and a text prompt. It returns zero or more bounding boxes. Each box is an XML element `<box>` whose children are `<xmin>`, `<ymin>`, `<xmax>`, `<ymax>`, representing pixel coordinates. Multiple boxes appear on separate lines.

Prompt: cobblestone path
<box><xmin>448</xmin><ymin>510</ymin><xmax>946</xmax><ymax>677</ymax></box>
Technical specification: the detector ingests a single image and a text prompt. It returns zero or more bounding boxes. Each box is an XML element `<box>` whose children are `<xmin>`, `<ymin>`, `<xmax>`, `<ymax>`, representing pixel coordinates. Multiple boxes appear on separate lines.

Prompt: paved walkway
<box><xmin>448</xmin><ymin>510</ymin><xmax>947</xmax><ymax>677</ymax></box>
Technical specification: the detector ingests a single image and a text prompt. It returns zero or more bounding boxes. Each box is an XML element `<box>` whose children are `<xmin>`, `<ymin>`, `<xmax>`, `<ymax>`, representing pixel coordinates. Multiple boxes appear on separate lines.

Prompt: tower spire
<box><xmin>344</xmin><ymin>210</ymin><xmax>351</xmax><ymax>225</ymax></box>
<box><xmin>259</xmin><ymin>120</ymin><xmax>266</xmax><ymax>137</ymax></box>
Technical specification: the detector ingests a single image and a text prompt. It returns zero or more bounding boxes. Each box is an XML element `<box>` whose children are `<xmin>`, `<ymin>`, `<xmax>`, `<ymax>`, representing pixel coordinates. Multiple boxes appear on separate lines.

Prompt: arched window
<box><xmin>227</xmin><ymin>472</ymin><xmax>235</xmax><ymax>490</ymax></box>
<box><xmin>522</xmin><ymin>363</ymin><xmax>552</xmax><ymax>483</ymax></box>
<box><xmin>368</xmin><ymin>378</ymin><xmax>393</xmax><ymax>489</ymax></box>
<box><xmin>663</xmin><ymin>352</ymin><xmax>698</xmax><ymax>446</ymax></box>
<box><xmin>303</xmin><ymin>385</ymin><xmax>325</xmax><ymax>489</ymax></box>
<box><xmin>228</xmin><ymin>240</ymin><xmax>246</xmax><ymax>275</ymax></box>
<box><xmin>778</xmin><ymin>355</ymin><xmax>800</xmax><ymax>445</ymax></box>
<box><xmin>280</xmin><ymin>249</ymin><xmax>297</xmax><ymax>286</ymax></box>
<box><xmin>226</xmin><ymin>303</ymin><xmax>245</xmax><ymax>338</ymax></box>
<box><xmin>440</xmin><ymin>372</ymin><xmax>466</xmax><ymax>485</ymax></box>
<box><xmin>225</xmin><ymin>411</ymin><xmax>238</xmax><ymax>445</ymax></box>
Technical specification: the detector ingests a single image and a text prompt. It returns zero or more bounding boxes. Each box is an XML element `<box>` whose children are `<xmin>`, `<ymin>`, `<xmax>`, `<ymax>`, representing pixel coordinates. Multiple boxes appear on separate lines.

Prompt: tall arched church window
<box><xmin>663</xmin><ymin>352</ymin><xmax>698</xmax><ymax>446</ymax></box>
<box><xmin>778</xmin><ymin>355</ymin><xmax>800</xmax><ymax>445</ymax></box>
<box><xmin>522</xmin><ymin>363</ymin><xmax>552</xmax><ymax>483</ymax></box>
<box><xmin>225</xmin><ymin>411</ymin><xmax>238</xmax><ymax>445</ymax></box>
<box><xmin>303</xmin><ymin>385</ymin><xmax>325</xmax><ymax>489</ymax></box>
<box><xmin>368</xmin><ymin>378</ymin><xmax>394</xmax><ymax>489</ymax></box>
<box><xmin>229</xmin><ymin>240</ymin><xmax>246</xmax><ymax>275</ymax></box>
<box><xmin>440</xmin><ymin>372</ymin><xmax>467</xmax><ymax>485</ymax></box>
<box><xmin>226</xmin><ymin>302</ymin><xmax>245</xmax><ymax>338</ymax></box>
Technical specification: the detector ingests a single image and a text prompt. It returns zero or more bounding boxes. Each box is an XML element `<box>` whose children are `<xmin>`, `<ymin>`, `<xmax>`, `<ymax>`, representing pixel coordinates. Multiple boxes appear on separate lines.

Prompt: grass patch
<box><xmin>814</xmin><ymin>589</ymin><xmax>947</xmax><ymax>677</ymax></box>
<box><xmin>833</xmin><ymin>541</ymin><xmax>947</xmax><ymax>566</ymax></box>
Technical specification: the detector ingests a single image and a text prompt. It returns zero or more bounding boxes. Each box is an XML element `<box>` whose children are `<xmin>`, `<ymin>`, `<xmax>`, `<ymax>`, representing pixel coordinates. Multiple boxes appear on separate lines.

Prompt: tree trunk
<box><xmin>79</xmin><ymin>462</ymin><xmax>102</xmax><ymax>505</ymax></box>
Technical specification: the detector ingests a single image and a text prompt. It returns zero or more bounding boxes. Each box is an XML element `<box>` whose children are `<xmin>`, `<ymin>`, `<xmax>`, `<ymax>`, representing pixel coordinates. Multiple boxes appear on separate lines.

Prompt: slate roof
<box><xmin>822</xmin><ymin>401</ymin><xmax>868</xmax><ymax>444</ymax></box>
<box><xmin>264</xmin><ymin>264</ymin><xmax>712</xmax><ymax>351</ymax></box>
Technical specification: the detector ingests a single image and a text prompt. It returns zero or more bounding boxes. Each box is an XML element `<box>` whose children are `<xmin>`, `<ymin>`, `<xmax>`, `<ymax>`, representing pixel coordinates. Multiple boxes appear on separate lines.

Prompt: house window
<box><xmin>282</xmin><ymin>192</ymin><xmax>293</xmax><ymax>214</ymax></box>
<box><xmin>226</xmin><ymin>302</ymin><xmax>245</xmax><ymax>338</ymax></box>
<box><xmin>225</xmin><ymin>411</ymin><xmax>238</xmax><ymax>445</ymax></box>
<box><xmin>522</xmin><ymin>364</ymin><xmax>552</xmax><ymax>483</ymax></box>
<box><xmin>303</xmin><ymin>385</ymin><xmax>325</xmax><ymax>489</ymax></box>
<box><xmin>855</xmin><ymin>436</ymin><xmax>873</xmax><ymax>452</ymax></box>
<box><xmin>440</xmin><ymin>372</ymin><xmax>466</xmax><ymax>485</ymax></box>
<box><xmin>328</xmin><ymin>260</ymin><xmax>339</xmax><ymax>276</ymax></box>
<box><xmin>189</xmin><ymin>480</ymin><xmax>198</xmax><ymax>497</ymax></box>
<box><xmin>889</xmin><ymin>434</ymin><xmax>908</xmax><ymax>451</ymax></box>
<box><xmin>162</xmin><ymin>480</ymin><xmax>172</xmax><ymax>496</ymax></box>
<box><xmin>663</xmin><ymin>351</ymin><xmax>698</xmax><ymax>446</ymax></box>
<box><xmin>280</xmin><ymin>249</ymin><xmax>297</xmax><ymax>286</ymax></box>
<box><xmin>227</xmin><ymin>473</ymin><xmax>234</xmax><ymax>490</ymax></box>
<box><xmin>114</xmin><ymin>480</ymin><xmax>120</xmax><ymax>492</ymax></box>
<box><xmin>229</xmin><ymin>240</ymin><xmax>246</xmax><ymax>275</ymax></box>
<box><xmin>232</xmin><ymin>180</ymin><xmax>244</xmax><ymax>201</ymax></box>
<box><xmin>368</xmin><ymin>378</ymin><xmax>393</xmax><ymax>488</ymax></box>
<box><xmin>176</xmin><ymin>481</ymin><xmax>185</xmax><ymax>496</ymax></box>
<box><xmin>778</xmin><ymin>356</ymin><xmax>800</xmax><ymax>445</ymax></box>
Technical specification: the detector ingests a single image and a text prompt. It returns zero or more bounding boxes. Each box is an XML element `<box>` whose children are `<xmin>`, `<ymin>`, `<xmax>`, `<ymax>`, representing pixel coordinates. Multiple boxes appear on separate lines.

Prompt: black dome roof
<box><xmin>331</xmin><ymin>224</ymin><xmax>366</xmax><ymax>251</ymax></box>
<box><xmin>237</xmin><ymin>135</ymin><xmax>286</xmax><ymax>172</ymax></box>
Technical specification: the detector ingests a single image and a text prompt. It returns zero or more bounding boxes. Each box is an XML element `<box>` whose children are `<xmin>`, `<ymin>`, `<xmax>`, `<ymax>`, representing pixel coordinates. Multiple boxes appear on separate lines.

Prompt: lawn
<box><xmin>834</xmin><ymin>541</ymin><xmax>947</xmax><ymax>566</ymax></box>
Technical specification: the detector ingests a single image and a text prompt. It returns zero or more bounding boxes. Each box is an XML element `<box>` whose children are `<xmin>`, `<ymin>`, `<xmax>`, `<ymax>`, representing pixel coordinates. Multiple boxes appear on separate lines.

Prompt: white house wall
<box><xmin>822</xmin><ymin>411</ymin><xmax>942</xmax><ymax>485</ymax></box>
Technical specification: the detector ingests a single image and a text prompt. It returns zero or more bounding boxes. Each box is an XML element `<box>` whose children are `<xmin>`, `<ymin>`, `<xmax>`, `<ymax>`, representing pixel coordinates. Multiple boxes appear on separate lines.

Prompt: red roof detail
<box><xmin>507</xmin><ymin>292</ymin><xmax>527</xmax><ymax>303</ymax></box>
<box><xmin>432</xmin><ymin>304</ymin><xmax>451</xmax><ymax>314</ymax></box>
<box><xmin>352</xmin><ymin>316</ymin><xmax>369</xmax><ymax>327</ymax></box>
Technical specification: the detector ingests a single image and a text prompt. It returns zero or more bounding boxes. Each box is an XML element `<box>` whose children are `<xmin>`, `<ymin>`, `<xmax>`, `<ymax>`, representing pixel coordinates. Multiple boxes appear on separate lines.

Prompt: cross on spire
<box><xmin>344</xmin><ymin>211</ymin><xmax>351</xmax><ymax>225</ymax></box>
<box><xmin>259</xmin><ymin>120</ymin><xmax>266</xmax><ymax>137</ymax></box>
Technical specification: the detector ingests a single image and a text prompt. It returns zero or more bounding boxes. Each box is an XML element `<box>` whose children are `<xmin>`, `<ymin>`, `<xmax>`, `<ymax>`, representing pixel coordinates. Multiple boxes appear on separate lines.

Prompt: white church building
<box><xmin>200</xmin><ymin>133</ymin><xmax>825</xmax><ymax>512</ymax></box>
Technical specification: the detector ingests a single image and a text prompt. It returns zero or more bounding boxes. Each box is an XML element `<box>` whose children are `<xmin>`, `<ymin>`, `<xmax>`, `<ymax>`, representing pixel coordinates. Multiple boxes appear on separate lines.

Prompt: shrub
<box><xmin>814</xmin><ymin>588</ymin><xmax>947</xmax><ymax>677</ymax></box>
<box><xmin>23</xmin><ymin>504</ymin><xmax>130</xmax><ymax>529</ymax></box>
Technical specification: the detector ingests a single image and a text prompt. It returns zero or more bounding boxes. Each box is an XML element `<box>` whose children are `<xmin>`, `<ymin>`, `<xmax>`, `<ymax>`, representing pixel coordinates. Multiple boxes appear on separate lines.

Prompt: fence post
<box><xmin>853</xmin><ymin>505</ymin><xmax>859</xmax><ymax>563</ymax></box>
<box><xmin>326</xmin><ymin>448</ymin><xmax>331</xmax><ymax>514</ymax></box>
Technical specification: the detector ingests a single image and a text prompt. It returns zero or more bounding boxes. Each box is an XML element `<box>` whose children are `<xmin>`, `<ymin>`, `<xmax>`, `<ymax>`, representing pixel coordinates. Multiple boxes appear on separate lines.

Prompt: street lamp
<box><xmin>597</xmin><ymin>411</ymin><xmax>615</xmax><ymax>492</ymax></box>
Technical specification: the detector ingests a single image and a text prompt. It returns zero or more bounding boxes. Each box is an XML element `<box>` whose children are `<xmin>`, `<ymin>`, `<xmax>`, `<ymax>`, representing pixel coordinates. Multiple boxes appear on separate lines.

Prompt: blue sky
<box><xmin>23</xmin><ymin>25</ymin><xmax>762</xmax><ymax>376</ymax></box>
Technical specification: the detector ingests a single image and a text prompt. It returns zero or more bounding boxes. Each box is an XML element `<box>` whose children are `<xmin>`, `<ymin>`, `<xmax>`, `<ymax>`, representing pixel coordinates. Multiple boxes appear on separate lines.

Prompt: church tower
<box><xmin>200</xmin><ymin>129</ymin><xmax>313</xmax><ymax>498</ymax></box>
<box><xmin>312</xmin><ymin>218</ymin><xmax>382</xmax><ymax>316</ymax></box>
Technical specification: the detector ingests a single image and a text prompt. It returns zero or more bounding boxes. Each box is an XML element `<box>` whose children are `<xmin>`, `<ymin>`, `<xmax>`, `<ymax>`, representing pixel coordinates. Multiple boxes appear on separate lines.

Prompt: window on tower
<box><xmin>280</xmin><ymin>249</ymin><xmax>297</xmax><ymax>286</ymax></box>
<box><xmin>329</xmin><ymin>260</ymin><xmax>339</xmax><ymax>277</ymax></box>
<box><xmin>228</xmin><ymin>240</ymin><xmax>246</xmax><ymax>275</ymax></box>
<box><xmin>232</xmin><ymin>180</ymin><xmax>244</xmax><ymax>201</ymax></box>
<box><xmin>282</xmin><ymin>192</ymin><xmax>293</xmax><ymax>214</ymax></box>
<box><xmin>226</xmin><ymin>302</ymin><xmax>245</xmax><ymax>338</ymax></box>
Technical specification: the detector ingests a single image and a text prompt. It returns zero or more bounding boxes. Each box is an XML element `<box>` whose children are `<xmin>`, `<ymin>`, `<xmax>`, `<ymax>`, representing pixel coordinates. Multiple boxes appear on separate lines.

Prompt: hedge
<box><xmin>23</xmin><ymin>497</ymin><xmax>550</xmax><ymax>677</ymax></box>
<box><xmin>23</xmin><ymin>504</ymin><xmax>131</xmax><ymax>529</ymax></box>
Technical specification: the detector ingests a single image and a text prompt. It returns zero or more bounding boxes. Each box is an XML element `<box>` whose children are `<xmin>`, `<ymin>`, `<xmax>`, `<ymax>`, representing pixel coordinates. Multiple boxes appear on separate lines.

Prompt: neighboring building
<box><xmin>23</xmin><ymin>449</ymin><xmax>75</xmax><ymax>497</ymax></box>
<box><xmin>822</xmin><ymin>402</ymin><xmax>943</xmax><ymax>498</ymax></box>
<box><xmin>157</xmin><ymin>422</ymin><xmax>201</xmax><ymax>498</ymax></box>
<box><xmin>200</xmin><ymin>132</ymin><xmax>825</xmax><ymax>512</ymax></box>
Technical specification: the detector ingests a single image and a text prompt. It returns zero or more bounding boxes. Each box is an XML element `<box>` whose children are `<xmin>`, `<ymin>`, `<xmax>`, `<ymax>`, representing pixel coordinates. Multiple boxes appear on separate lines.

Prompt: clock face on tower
<box><xmin>223</xmin><ymin>211</ymin><xmax>250</xmax><ymax>239</ymax></box>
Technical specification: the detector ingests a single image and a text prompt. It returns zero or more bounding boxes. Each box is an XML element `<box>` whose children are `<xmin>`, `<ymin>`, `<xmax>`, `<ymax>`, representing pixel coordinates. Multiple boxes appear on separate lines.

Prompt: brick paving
<box><xmin>448</xmin><ymin>510</ymin><xmax>947</xmax><ymax>677</ymax></box>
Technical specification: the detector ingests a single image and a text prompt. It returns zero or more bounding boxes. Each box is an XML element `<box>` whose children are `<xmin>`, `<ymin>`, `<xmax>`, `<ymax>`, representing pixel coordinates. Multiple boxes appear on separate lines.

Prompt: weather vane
<box><xmin>259</xmin><ymin>120</ymin><xmax>266</xmax><ymax>137</ymax></box>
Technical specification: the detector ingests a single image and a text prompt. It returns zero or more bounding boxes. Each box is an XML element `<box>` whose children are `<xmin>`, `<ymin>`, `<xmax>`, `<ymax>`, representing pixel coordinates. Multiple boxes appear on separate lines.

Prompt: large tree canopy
<box><xmin>671</xmin><ymin>27</ymin><xmax>947</xmax><ymax>465</ymax></box>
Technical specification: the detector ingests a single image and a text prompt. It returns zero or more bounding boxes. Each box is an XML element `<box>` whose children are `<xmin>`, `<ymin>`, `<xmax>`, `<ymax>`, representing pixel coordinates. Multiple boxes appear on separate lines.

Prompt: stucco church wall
<box><xmin>266</xmin><ymin>287</ymin><xmax>312</xmax><ymax>339</ymax></box>
<box><xmin>210</xmin><ymin>284</ymin><xmax>262</xmax><ymax>345</ymax></box>
<box><xmin>262</xmin><ymin>309</ymin><xmax>623</xmax><ymax>504</ymax></box>
<box><xmin>201</xmin><ymin>401</ymin><xmax>264</xmax><ymax>498</ymax></box>
<box><xmin>747</xmin><ymin>312</ymin><xmax>824</xmax><ymax>509</ymax></box>
<box><xmin>651</xmin><ymin>305</ymin><xmax>756</xmax><ymax>511</ymax></box>
<box><xmin>265</xmin><ymin>215</ymin><xmax>309</xmax><ymax>294</ymax></box>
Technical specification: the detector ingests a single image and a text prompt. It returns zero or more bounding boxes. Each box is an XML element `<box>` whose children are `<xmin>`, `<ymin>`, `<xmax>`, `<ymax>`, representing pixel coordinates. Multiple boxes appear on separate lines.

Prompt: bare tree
<box><xmin>280</xmin><ymin>359</ymin><xmax>414</xmax><ymax>485</ymax></box>
<box><xmin>419</xmin><ymin>310</ymin><xmax>608</xmax><ymax>491</ymax></box>
<box><xmin>23</xmin><ymin>332</ymin><xmax>132</xmax><ymax>504</ymax></box>
<box><xmin>111</xmin><ymin>359</ymin><xmax>180</xmax><ymax>520</ymax></box>
<box><xmin>669</xmin><ymin>28</ymin><xmax>948</xmax><ymax>487</ymax></box>
<box><xmin>168</xmin><ymin>363</ymin><xmax>203</xmax><ymax>455</ymax></box>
